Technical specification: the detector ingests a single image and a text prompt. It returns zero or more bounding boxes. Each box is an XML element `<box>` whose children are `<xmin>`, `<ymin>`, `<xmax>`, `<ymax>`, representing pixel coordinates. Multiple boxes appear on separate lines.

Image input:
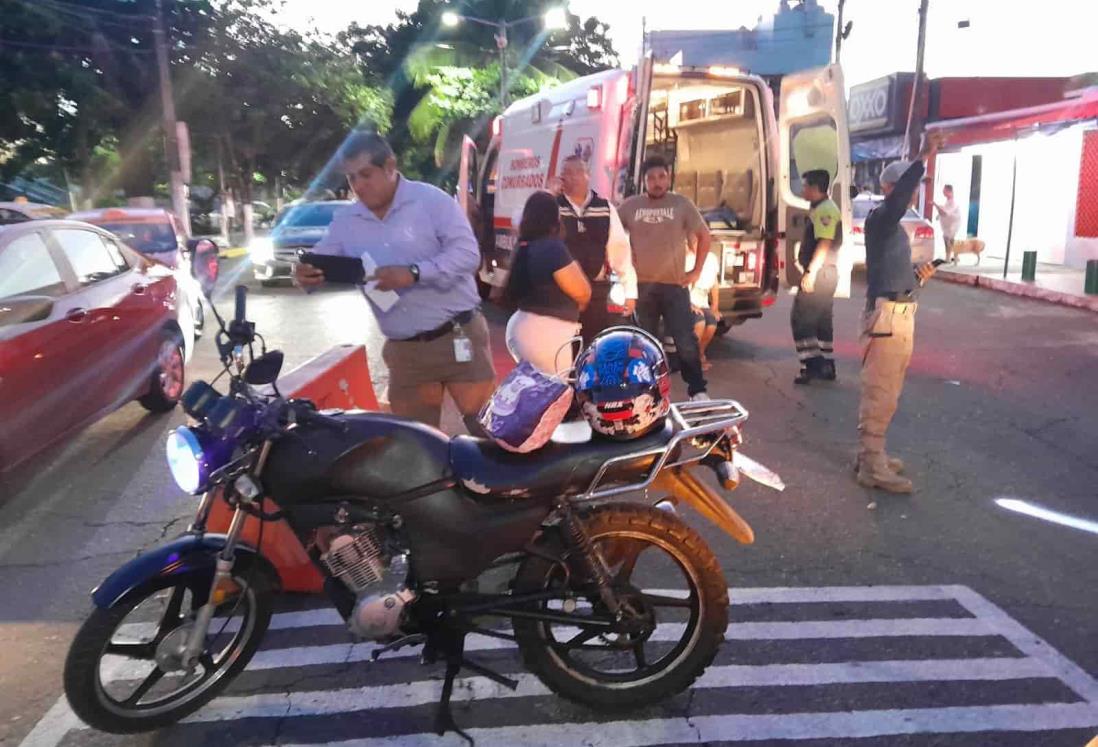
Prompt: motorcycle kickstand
<box><xmin>435</xmin><ymin>658</ymin><xmax>474</xmax><ymax>747</ymax></box>
<box><xmin>431</xmin><ymin>628</ymin><xmax>519</xmax><ymax>746</ymax></box>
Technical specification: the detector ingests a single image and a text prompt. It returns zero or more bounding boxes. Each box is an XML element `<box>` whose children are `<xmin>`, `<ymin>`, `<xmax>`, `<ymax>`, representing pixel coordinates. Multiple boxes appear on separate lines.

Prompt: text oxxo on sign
<box><xmin>848</xmin><ymin>78</ymin><xmax>892</xmax><ymax>132</ymax></box>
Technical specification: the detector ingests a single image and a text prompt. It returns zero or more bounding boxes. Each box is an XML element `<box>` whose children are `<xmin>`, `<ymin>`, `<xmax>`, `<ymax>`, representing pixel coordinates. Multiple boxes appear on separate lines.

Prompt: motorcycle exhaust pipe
<box><xmin>702</xmin><ymin>454</ymin><xmax>741</xmax><ymax>490</ymax></box>
<box><xmin>715</xmin><ymin>460</ymin><xmax>741</xmax><ymax>490</ymax></box>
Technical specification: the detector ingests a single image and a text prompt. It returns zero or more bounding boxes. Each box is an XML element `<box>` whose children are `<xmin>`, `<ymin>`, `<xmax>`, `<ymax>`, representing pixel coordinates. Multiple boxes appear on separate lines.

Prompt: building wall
<box><xmin>647</xmin><ymin>1</ymin><xmax>833</xmax><ymax>76</ymax></box>
<box><xmin>934</xmin><ymin>125</ymin><xmax>1089</xmax><ymax>268</ymax></box>
<box><xmin>931</xmin><ymin>78</ymin><xmax>1070</xmax><ymax>121</ymax></box>
<box><xmin>1065</xmin><ymin>125</ymin><xmax>1098</xmax><ymax>268</ymax></box>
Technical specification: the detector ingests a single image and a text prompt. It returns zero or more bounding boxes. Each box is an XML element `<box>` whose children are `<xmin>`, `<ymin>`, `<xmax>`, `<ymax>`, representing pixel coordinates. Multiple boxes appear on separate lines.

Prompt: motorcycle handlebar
<box><xmin>234</xmin><ymin>285</ymin><xmax>247</xmax><ymax>324</ymax></box>
<box><xmin>291</xmin><ymin>401</ymin><xmax>344</xmax><ymax>431</ymax></box>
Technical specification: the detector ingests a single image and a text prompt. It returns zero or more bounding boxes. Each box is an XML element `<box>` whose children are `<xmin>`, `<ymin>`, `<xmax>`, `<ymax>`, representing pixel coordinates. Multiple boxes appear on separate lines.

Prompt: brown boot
<box><xmin>852</xmin><ymin>455</ymin><xmax>905</xmax><ymax>475</ymax></box>
<box><xmin>856</xmin><ymin>453</ymin><xmax>913</xmax><ymax>493</ymax></box>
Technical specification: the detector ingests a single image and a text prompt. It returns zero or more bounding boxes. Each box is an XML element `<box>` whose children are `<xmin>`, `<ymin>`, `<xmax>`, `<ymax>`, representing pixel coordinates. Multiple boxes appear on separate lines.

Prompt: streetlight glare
<box><xmin>544</xmin><ymin>7</ymin><xmax>568</xmax><ymax>31</ymax></box>
<box><xmin>441</xmin><ymin>10</ymin><xmax>461</xmax><ymax>27</ymax></box>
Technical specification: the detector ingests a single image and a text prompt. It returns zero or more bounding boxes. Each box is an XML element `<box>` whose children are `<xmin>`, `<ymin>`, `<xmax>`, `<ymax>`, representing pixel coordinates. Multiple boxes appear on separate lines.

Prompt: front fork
<box><xmin>179</xmin><ymin>440</ymin><xmax>272</xmax><ymax>670</ymax></box>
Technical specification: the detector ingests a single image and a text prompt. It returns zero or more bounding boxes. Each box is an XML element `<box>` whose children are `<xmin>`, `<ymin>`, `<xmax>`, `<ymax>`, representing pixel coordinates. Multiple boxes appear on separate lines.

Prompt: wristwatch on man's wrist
<box><xmin>408</xmin><ymin>264</ymin><xmax>421</xmax><ymax>283</ymax></box>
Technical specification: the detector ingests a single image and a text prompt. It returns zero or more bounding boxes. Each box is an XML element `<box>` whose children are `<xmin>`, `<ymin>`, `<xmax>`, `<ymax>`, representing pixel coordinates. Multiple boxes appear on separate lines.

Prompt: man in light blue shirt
<box><xmin>295</xmin><ymin>133</ymin><xmax>495</xmax><ymax>429</ymax></box>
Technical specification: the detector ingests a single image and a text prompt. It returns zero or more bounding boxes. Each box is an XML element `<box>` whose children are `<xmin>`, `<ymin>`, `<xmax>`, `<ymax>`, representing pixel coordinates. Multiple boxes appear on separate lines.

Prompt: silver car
<box><xmin>850</xmin><ymin>195</ymin><xmax>936</xmax><ymax>266</ymax></box>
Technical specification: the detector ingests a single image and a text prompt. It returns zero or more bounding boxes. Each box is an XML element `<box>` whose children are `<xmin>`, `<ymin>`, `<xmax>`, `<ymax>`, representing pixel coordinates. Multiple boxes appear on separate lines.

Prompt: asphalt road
<box><xmin>2</xmin><ymin>261</ymin><xmax>1096</xmax><ymax>746</ymax></box>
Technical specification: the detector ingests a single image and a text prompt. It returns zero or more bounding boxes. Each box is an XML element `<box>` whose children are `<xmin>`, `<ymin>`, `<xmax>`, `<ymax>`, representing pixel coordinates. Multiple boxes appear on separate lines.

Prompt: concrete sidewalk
<box><xmin>937</xmin><ymin>260</ymin><xmax>1098</xmax><ymax>314</ymax></box>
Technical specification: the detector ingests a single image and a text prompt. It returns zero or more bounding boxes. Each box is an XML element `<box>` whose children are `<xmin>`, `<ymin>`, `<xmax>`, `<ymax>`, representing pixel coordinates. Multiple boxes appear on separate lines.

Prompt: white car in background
<box><xmin>850</xmin><ymin>195</ymin><xmax>935</xmax><ymax>267</ymax></box>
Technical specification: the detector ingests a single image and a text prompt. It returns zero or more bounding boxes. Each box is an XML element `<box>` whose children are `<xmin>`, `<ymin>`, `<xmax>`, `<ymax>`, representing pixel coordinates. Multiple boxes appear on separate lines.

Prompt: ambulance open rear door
<box><xmin>778</xmin><ymin>64</ymin><xmax>854</xmax><ymax>298</ymax></box>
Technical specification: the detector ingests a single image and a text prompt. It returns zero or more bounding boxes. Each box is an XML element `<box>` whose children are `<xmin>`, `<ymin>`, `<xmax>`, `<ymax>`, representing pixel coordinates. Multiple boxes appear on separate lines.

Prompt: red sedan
<box><xmin>0</xmin><ymin>220</ymin><xmax>191</xmax><ymax>471</ymax></box>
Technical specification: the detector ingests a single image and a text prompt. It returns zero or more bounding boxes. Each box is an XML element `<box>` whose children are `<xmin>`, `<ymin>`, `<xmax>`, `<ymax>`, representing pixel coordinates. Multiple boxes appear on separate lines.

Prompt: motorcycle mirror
<box><xmin>187</xmin><ymin>238</ymin><xmax>220</xmax><ymax>299</ymax></box>
<box><xmin>244</xmin><ymin>350</ymin><xmax>284</xmax><ymax>386</ymax></box>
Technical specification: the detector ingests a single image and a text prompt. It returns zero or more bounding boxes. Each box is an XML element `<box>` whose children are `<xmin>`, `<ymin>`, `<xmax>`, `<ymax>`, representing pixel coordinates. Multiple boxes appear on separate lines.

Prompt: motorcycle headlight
<box><xmin>249</xmin><ymin>237</ymin><xmax>275</xmax><ymax>264</ymax></box>
<box><xmin>166</xmin><ymin>427</ymin><xmax>205</xmax><ymax>494</ymax></box>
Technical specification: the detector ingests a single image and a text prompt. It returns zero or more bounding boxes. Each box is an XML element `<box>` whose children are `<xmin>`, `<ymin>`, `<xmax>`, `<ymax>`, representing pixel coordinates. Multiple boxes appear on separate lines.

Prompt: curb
<box><xmin>219</xmin><ymin>247</ymin><xmax>249</xmax><ymax>259</ymax></box>
<box><xmin>937</xmin><ymin>269</ymin><xmax>1098</xmax><ymax>314</ymax></box>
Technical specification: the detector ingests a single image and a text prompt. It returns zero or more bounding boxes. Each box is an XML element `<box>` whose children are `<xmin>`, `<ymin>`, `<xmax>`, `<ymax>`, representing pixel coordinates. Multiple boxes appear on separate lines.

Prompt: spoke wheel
<box><xmin>513</xmin><ymin>504</ymin><xmax>728</xmax><ymax>710</ymax></box>
<box><xmin>64</xmin><ymin>570</ymin><xmax>272</xmax><ymax>734</ymax></box>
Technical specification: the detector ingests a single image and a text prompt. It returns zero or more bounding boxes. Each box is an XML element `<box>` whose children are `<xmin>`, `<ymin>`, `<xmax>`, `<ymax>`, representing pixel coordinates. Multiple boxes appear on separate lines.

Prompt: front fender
<box><xmin>652</xmin><ymin>468</ymin><xmax>755</xmax><ymax>545</ymax></box>
<box><xmin>91</xmin><ymin>533</ymin><xmax>264</xmax><ymax>609</ymax></box>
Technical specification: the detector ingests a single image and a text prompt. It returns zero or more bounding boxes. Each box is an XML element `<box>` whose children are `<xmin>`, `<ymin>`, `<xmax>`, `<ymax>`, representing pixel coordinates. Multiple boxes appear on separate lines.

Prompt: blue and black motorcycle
<box><xmin>63</xmin><ymin>285</ymin><xmax>780</xmax><ymax>742</ymax></box>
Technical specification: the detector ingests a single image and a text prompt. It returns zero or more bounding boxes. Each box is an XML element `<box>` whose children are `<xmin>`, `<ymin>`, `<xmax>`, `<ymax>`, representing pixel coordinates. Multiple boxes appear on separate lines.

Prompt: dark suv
<box><xmin>250</xmin><ymin>201</ymin><xmax>351</xmax><ymax>286</ymax></box>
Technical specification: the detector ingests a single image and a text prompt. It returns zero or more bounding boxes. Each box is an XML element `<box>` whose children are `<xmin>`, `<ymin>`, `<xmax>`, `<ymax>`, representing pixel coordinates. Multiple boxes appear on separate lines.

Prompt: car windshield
<box><xmin>278</xmin><ymin>204</ymin><xmax>341</xmax><ymax>228</ymax></box>
<box><xmin>852</xmin><ymin>200</ymin><xmax>920</xmax><ymax>221</ymax></box>
<box><xmin>98</xmin><ymin>222</ymin><xmax>177</xmax><ymax>253</ymax></box>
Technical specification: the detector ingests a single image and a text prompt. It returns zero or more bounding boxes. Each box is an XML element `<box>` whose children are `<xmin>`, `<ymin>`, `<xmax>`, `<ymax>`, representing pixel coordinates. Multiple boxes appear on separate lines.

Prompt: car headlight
<box><xmin>249</xmin><ymin>238</ymin><xmax>275</xmax><ymax>264</ymax></box>
<box><xmin>166</xmin><ymin>426</ymin><xmax>206</xmax><ymax>494</ymax></box>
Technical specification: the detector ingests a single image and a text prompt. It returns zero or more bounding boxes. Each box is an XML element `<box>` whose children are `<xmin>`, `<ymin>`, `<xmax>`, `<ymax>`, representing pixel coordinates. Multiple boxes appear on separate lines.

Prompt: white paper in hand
<box><xmin>359</xmin><ymin>251</ymin><xmax>400</xmax><ymax>312</ymax></box>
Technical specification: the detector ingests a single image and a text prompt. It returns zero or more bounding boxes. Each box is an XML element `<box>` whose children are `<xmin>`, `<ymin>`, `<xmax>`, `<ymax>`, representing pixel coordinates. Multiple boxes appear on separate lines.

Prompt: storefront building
<box><xmin>848</xmin><ymin>73</ymin><xmax>926</xmax><ymax>192</ymax></box>
<box><xmin>925</xmin><ymin>89</ymin><xmax>1098</xmax><ymax>270</ymax></box>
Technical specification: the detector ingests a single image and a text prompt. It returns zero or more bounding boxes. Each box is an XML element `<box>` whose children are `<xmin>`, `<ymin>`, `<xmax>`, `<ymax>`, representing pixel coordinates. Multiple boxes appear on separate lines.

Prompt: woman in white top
<box><xmin>686</xmin><ymin>250</ymin><xmax>721</xmax><ymax>371</ymax></box>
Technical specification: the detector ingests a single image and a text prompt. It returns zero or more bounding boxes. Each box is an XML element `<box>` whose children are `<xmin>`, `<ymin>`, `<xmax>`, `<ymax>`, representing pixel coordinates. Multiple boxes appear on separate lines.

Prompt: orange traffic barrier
<box><xmin>206</xmin><ymin>495</ymin><xmax>322</xmax><ymax>592</ymax></box>
<box><xmin>280</xmin><ymin>343</ymin><xmax>379</xmax><ymax>411</ymax></box>
<box><xmin>206</xmin><ymin>343</ymin><xmax>379</xmax><ymax>593</ymax></box>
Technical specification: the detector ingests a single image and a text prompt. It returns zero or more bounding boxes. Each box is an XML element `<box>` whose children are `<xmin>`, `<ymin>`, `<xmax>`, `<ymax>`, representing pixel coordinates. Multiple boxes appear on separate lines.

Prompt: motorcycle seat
<box><xmin>449</xmin><ymin>420</ymin><xmax>677</xmax><ymax>501</ymax></box>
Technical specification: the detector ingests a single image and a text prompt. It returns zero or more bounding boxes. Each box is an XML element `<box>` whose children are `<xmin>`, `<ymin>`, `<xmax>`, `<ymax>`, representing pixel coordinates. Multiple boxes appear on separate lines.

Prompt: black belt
<box><xmin>874</xmin><ymin>291</ymin><xmax>917</xmax><ymax>302</ymax></box>
<box><xmin>397</xmin><ymin>308</ymin><xmax>479</xmax><ymax>342</ymax></box>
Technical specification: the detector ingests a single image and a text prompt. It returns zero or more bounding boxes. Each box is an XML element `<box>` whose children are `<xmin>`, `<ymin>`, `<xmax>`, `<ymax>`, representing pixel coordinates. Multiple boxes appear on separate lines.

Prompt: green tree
<box><xmin>0</xmin><ymin>0</ymin><xmax>222</xmax><ymax>199</ymax></box>
<box><xmin>1</xmin><ymin>0</ymin><xmax>389</xmax><ymax>207</ymax></box>
<box><xmin>177</xmin><ymin>1</ymin><xmax>391</xmax><ymax>210</ymax></box>
<box><xmin>342</xmin><ymin>0</ymin><xmax>618</xmax><ymax>185</ymax></box>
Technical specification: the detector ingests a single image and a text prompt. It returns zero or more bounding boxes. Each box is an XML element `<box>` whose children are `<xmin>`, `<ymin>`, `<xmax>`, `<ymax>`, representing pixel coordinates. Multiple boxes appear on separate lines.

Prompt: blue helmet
<box><xmin>574</xmin><ymin>327</ymin><xmax>671</xmax><ymax>440</ymax></box>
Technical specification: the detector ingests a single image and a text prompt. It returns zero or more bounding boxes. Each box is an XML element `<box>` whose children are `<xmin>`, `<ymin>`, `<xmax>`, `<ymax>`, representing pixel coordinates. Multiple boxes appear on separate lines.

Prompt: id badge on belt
<box><xmin>453</xmin><ymin>324</ymin><xmax>473</xmax><ymax>362</ymax></box>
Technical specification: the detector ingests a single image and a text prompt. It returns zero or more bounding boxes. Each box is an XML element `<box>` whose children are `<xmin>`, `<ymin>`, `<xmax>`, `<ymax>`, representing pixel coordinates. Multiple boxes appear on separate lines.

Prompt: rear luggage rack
<box><xmin>578</xmin><ymin>399</ymin><xmax>749</xmax><ymax>502</ymax></box>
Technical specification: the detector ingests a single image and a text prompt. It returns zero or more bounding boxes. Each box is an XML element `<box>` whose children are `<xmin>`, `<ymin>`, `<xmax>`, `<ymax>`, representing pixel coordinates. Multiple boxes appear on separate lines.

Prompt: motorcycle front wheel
<box><xmin>63</xmin><ymin>568</ymin><xmax>273</xmax><ymax>733</ymax></box>
<box><xmin>513</xmin><ymin>503</ymin><xmax>728</xmax><ymax>710</ymax></box>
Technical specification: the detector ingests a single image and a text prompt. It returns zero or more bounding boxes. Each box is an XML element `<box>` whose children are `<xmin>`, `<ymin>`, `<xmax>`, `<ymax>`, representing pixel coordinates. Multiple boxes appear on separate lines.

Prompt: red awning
<box><xmin>925</xmin><ymin>90</ymin><xmax>1098</xmax><ymax>148</ymax></box>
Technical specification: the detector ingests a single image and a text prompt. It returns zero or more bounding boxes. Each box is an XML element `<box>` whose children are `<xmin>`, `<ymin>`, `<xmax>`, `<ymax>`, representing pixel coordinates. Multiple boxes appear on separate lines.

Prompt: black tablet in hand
<box><xmin>298</xmin><ymin>252</ymin><xmax>366</xmax><ymax>284</ymax></box>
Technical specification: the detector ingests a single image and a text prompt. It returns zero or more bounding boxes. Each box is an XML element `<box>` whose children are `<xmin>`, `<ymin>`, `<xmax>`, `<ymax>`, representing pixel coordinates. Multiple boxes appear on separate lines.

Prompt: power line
<box><xmin>29</xmin><ymin>2</ymin><xmax>155</xmax><ymax>34</ymax></box>
<box><xmin>3</xmin><ymin>0</ymin><xmax>165</xmax><ymax>55</ymax></box>
<box><xmin>22</xmin><ymin>0</ymin><xmax>155</xmax><ymax>22</ymax></box>
<box><xmin>0</xmin><ymin>37</ymin><xmax>153</xmax><ymax>54</ymax></box>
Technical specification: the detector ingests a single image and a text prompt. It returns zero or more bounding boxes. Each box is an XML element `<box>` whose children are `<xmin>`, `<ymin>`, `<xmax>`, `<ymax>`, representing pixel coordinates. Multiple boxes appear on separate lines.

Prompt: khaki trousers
<box><xmin>858</xmin><ymin>299</ymin><xmax>916</xmax><ymax>458</ymax></box>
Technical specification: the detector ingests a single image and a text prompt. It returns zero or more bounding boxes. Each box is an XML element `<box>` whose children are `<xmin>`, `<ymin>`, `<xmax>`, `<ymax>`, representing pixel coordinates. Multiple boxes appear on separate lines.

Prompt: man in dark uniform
<box><xmin>856</xmin><ymin>133</ymin><xmax>943</xmax><ymax>492</ymax></box>
<box><xmin>790</xmin><ymin>169</ymin><xmax>842</xmax><ymax>385</ymax></box>
<box><xmin>556</xmin><ymin>155</ymin><xmax>637</xmax><ymax>343</ymax></box>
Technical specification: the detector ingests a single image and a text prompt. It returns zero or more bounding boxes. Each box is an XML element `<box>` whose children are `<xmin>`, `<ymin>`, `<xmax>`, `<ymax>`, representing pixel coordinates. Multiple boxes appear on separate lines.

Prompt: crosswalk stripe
<box><xmin>113</xmin><ymin>585</ymin><xmax>960</xmax><ymax>639</ymax></box>
<box><xmin>120</xmin><ymin>654</ymin><xmax>1036</xmax><ymax>725</ymax></box>
<box><xmin>946</xmin><ymin>584</ymin><xmax>1098</xmax><ymax>703</ymax></box>
<box><xmin>275</xmin><ymin>703</ymin><xmax>1098</xmax><ymax>747</ymax></box>
<box><xmin>148</xmin><ymin>657</ymin><xmax>1053</xmax><ymax>725</ymax></box>
<box><xmin>24</xmin><ymin>585</ymin><xmax>1098</xmax><ymax>747</ymax></box>
<box><xmin>101</xmin><ymin>617</ymin><xmax>993</xmax><ymax>683</ymax></box>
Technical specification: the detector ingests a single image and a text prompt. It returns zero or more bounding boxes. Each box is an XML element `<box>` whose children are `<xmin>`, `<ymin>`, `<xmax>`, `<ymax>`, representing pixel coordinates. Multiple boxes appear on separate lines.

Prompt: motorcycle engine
<box><xmin>319</xmin><ymin>526</ymin><xmax>416</xmax><ymax>640</ymax></box>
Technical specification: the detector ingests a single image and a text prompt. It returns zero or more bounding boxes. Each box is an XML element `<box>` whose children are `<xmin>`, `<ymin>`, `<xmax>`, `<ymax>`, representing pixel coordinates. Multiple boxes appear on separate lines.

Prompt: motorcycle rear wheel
<box><xmin>64</xmin><ymin>568</ymin><xmax>273</xmax><ymax>733</ymax></box>
<box><xmin>513</xmin><ymin>503</ymin><xmax>728</xmax><ymax>710</ymax></box>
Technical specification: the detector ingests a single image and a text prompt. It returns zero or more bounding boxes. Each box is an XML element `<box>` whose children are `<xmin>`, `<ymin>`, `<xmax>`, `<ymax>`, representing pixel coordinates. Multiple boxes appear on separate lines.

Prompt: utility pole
<box><xmin>497</xmin><ymin>28</ymin><xmax>509</xmax><ymax>107</ymax></box>
<box><xmin>834</xmin><ymin>0</ymin><xmax>851</xmax><ymax>63</ymax></box>
<box><xmin>902</xmin><ymin>0</ymin><xmax>930</xmax><ymax>159</ymax></box>
<box><xmin>153</xmin><ymin>0</ymin><xmax>190</xmax><ymax>236</ymax></box>
<box><xmin>216</xmin><ymin>136</ymin><xmax>229</xmax><ymax>241</ymax></box>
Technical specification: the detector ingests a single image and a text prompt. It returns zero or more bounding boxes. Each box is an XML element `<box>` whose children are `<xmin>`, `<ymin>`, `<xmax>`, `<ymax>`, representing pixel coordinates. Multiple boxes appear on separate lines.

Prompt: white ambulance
<box><xmin>457</xmin><ymin>60</ymin><xmax>855</xmax><ymax>325</ymax></box>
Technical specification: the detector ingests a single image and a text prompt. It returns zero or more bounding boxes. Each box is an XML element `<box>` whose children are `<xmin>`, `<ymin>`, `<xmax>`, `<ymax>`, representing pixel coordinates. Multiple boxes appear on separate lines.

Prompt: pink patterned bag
<box><xmin>478</xmin><ymin>361</ymin><xmax>573</xmax><ymax>453</ymax></box>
